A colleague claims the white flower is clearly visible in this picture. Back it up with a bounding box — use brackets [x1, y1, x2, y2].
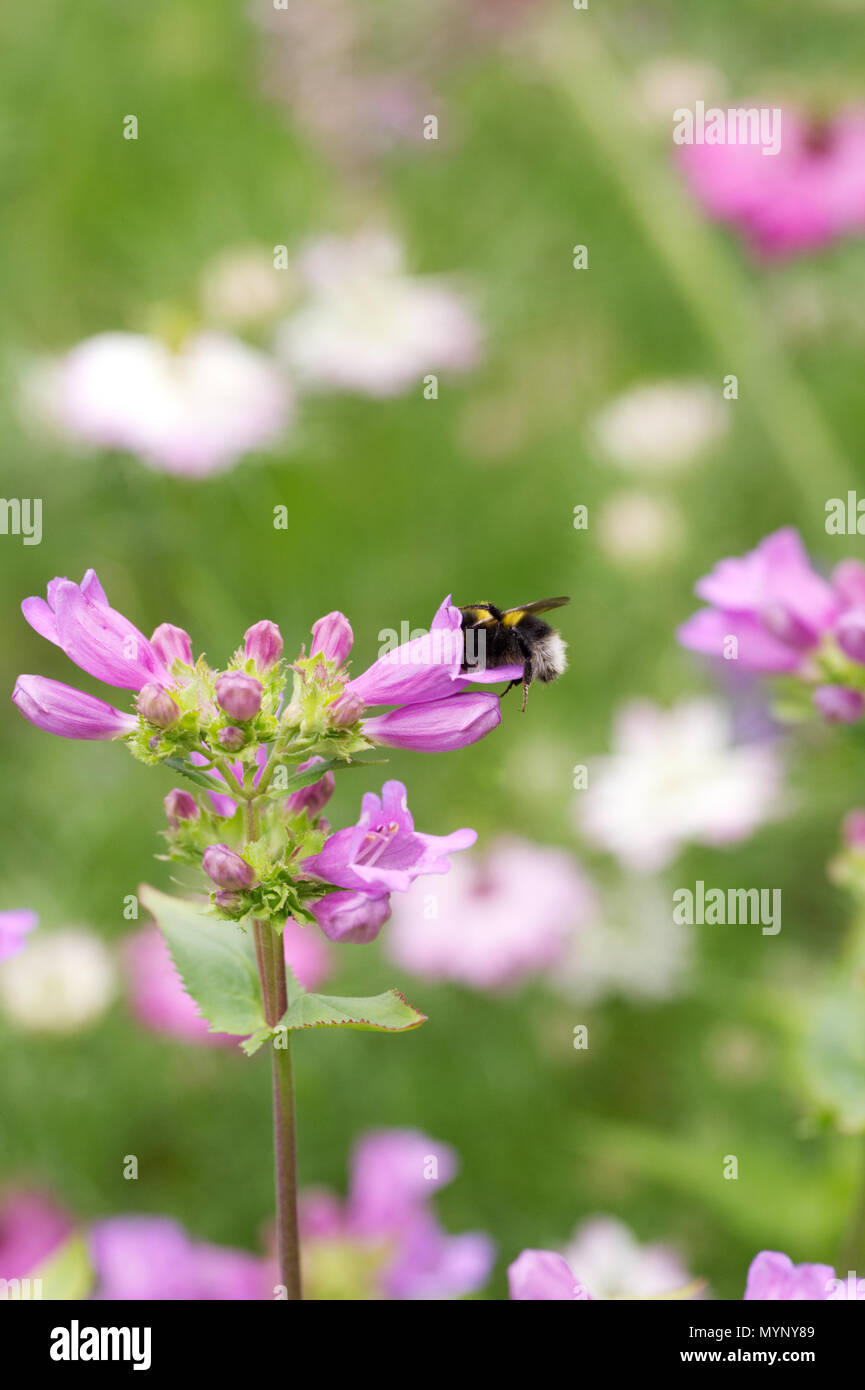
[577, 697, 782, 871]
[0, 928, 116, 1033]
[597, 490, 684, 568]
[275, 231, 480, 396]
[563, 1216, 690, 1299]
[552, 879, 694, 1004]
[592, 380, 728, 473]
[33, 331, 292, 476]
[200, 247, 294, 327]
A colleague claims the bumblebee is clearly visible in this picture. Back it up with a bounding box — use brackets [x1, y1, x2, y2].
[458, 597, 569, 711]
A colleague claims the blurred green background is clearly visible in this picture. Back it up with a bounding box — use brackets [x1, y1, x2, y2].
[2, 0, 865, 1299]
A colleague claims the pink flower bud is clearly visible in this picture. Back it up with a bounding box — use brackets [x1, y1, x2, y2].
[214, 889, 244, 912]
[311, 891, 391, 944]
[310, 611, 353, 666]
[216, 673, 262, 721]
[138, 682, 180, 728]
[836, 611, 865, 666]
[151, 623, 193, 668]
[286, 756, 335, 818]
[813, 684, 864, 724]
[330, 691, 364, 727]
[164, 789, 199, 826]
[202, 844, 256, 890]
[244, 619, 283, 669]
[218, 726, 246, 751]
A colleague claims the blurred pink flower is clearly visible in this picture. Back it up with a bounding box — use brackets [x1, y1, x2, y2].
[563, 1215, 690, 1299]
[300, 1129, 494, 1300]
[38, 331, 291, 476]
[90, 1216, 269, 1300]
[276, 232, 480, 397]
[508, 1248, 590, 1300]
[386, 837, 593, 990]
[0, 1190, 73, 1279]
[124, 921, 331, 1044]
[0, 909, 38, 963]
[678, 107, 865, 259]
[744, 1251, 835, 1300]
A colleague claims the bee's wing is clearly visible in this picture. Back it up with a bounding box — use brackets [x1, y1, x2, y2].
[459, 603, 498, 627]
[502, 596, 570, 618]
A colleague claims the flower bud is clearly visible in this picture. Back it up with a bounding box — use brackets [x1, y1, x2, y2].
[286, 756, 335, 818]
[329, 691, 364, 728]
[138, 682, 180, 728]
[244, 619, 283, 669]
[164, 789, 199, 827]
[216, 673, 262, 721]
[813, 684, 864, 724]
[836, 610, 865, 666]
[218, 725, 246, 751]
[311, 611, 353, 666]
[151, 623, 193, 668]
[202, 844, 256, 891]
[214, 889, 244, 913]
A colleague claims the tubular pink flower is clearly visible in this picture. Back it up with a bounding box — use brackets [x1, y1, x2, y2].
[163, 789, 199, 826]
[303, 779, 476, 897]
[24, 576, 170, 690]
[364, 690, 501, 752]
[744, 1251, 835, 1300]
[678, 528, 840, 672]
[344, 595, 466, 708]
[13, 675, 137, 740]
[202, 844, 256, 891]
[310, 610, 353, 666]
[813, 684, 864, 723]
[137, 682, 180, 728]
[311, 891, 391, 944]
[216, 672, 262, 721]
[21, 568, 108, 645]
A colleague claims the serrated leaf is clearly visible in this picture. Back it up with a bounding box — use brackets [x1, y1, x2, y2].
[139, 884, 265, 1042]
[163, 757, 224, 793]
[273, 988, 427, 1033]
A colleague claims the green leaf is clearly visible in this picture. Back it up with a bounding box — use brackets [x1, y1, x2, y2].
[139, 884, 265, 1043]
[162, 757, 224, 793]
[264, 754, 389, 800]
[273, 988, 427, 1034]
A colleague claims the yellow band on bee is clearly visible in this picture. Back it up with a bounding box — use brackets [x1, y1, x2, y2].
[502, 610, 525, 627]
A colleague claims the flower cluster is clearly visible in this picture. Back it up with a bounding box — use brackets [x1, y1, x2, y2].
[678, 527, 865, 725]
[12, 574, 507, 945]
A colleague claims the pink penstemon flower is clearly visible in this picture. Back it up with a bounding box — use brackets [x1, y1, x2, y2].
[11, 572, 561, 1301]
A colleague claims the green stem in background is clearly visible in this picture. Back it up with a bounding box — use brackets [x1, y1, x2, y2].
[531, 16, 855, 518]
[839, 1135, 865, 1273]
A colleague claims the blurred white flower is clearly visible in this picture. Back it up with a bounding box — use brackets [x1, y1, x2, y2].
[385, 837, 594, 991]
[597, 490, 684, 569]
[592, 380, 728, 473]
[275, 231, 481, 397]
[552, 879, 694, 1004]
[0, 928, 116, 1033]
[562, 1216, 690, 1299]
[200, 247, 294, 328]
[632, 59, 726, 124]
[577, 697, 782, 871]
[30, 331, 292, 476]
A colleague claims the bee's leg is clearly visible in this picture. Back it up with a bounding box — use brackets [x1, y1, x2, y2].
[501, 678, 520, 698]
[520, 658, 533, 713]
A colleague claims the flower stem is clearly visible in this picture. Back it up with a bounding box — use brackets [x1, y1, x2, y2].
[254, 915, 302, 1299]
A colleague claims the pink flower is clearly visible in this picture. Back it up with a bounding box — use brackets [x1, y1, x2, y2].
[364, 690, 502, 752]
[678, 107, 865, 259]
[90, 1216, 269, 1300]
[303, 779, 475, 902]
[22, 571, 170, 690]
[386, 837, 594, 989]
[508, 1250, 590, 1300]
[124, 923, 331, 1045]
[0, 1190, 73, 1279]
[13, 675, 137, 741]
[310, 611, 353, 666]
[43, 331, 292, 477]
[0, 909, 38, 963]
[678, 528, 839, 672]
[744, 1251, 835, 1300]
[310, 891, 392, 944]
[300, 1129, 494, 1300]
